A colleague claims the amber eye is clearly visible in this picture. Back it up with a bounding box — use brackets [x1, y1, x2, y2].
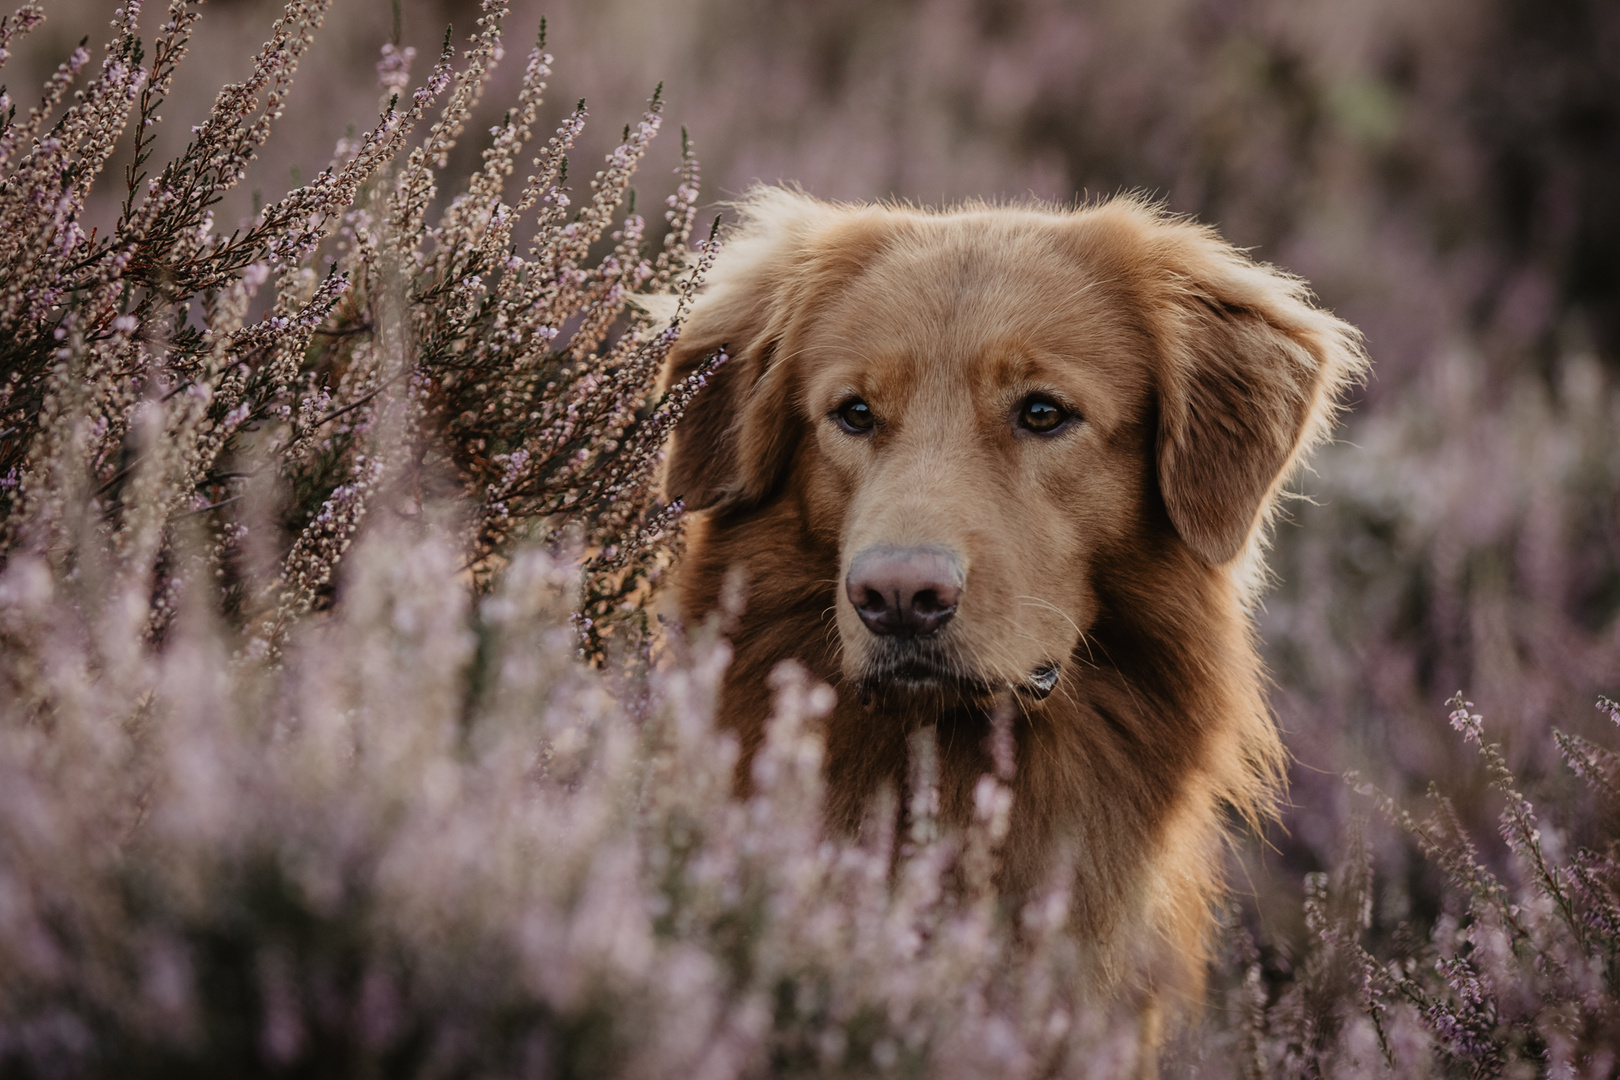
[1016, 395, 1071, 434]
[833, 398, 876, 434]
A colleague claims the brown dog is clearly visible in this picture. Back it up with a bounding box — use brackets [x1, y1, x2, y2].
[660, 187, 1366, 1005]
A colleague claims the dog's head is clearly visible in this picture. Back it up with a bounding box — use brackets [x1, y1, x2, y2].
[664, 188, 1365, 700]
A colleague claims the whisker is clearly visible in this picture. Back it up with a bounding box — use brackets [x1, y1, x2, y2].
[1014, 595, 1084, 639]
[1074, 631, 1100, 669]
[1008, 596, 1098, 684]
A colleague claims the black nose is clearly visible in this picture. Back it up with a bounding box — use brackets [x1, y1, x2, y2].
[845, 547, 963, 639]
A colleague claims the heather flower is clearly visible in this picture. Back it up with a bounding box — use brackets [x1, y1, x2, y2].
[375, 42, 414, 97]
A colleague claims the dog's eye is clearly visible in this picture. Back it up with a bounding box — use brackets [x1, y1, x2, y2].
[1016, 395, 1071, 434]
[833, 398, 876, 434]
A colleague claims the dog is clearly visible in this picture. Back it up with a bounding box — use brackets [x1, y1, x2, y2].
[659, 187, 1366, 1009]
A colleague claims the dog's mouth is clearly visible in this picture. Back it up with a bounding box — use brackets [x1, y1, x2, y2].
[858, 651, 1062, 702]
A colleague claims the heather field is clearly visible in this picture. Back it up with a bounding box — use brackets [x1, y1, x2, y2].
[1, 0, 1617, 1076]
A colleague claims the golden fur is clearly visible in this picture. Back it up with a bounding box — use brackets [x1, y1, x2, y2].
[660, 187, 1367, 1004]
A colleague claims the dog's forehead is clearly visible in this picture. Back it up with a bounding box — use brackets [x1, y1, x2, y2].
[799, 216, 1151, 424]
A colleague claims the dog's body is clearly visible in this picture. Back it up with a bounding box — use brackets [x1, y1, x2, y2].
[661, 188, 1365, 1003]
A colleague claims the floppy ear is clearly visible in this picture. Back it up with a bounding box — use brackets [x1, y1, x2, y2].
[660, 284, 794, 511]
[662, 187, 886, 511]
[1149, 219, 1368, 565]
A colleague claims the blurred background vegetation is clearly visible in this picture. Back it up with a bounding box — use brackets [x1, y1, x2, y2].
[10, 0, 1617, 1004]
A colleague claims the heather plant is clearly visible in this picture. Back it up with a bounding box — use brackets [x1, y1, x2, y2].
[0, 0, 709, 662]
[0, 495, 1167, 1077]
[1186, 696, 1620, 1079]
[1260, 349, 1620, 896]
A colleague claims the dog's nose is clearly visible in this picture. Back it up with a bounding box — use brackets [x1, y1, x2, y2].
[845, 547, 963, 639]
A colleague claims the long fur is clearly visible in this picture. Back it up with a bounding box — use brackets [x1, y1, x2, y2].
[660, 186, 1367, 1006]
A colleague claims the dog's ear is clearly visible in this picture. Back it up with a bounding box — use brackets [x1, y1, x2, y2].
[663, 187, 886, 511]
[660, 282, 792, 512]
[1145, 213, 1368, 565]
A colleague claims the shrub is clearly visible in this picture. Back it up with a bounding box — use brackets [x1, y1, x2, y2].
[0, 513, 1150, 1077]
[0, 0, 711, 663]
[1193, 697, 1620, 1078]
